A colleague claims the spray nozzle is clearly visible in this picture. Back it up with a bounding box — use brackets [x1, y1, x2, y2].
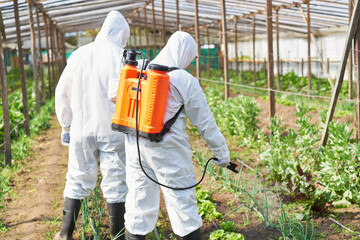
[226, 162, 239, 173]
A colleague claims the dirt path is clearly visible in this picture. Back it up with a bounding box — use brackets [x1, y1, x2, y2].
[0, 116, 68, 240]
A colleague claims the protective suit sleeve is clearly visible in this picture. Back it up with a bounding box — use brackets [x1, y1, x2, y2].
[184, 76, 230, 160]
[107, 49, 123, 103]
[55, 58, 75, 128]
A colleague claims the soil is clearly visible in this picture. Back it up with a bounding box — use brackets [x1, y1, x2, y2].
[1, 97, 359, 240]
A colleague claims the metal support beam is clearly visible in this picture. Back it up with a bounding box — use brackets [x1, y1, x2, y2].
[207, 27, 210, 75]
[138, 11, 141, 50]
[355, 22, 360, 141]
[221, 0, 229, 99]
[321, 0, 360, 146]
[267, 0, 275, 118]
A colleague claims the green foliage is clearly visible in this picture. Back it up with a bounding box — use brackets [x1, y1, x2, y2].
[196, 186, 222, 221]
[220, 221, 236, 232]
[260, 102, 360, 211]
[209, 229, 246, 240]
[205, 88, 261, 144]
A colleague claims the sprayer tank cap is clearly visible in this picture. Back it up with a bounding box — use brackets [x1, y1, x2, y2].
[148, 64, 169, 72]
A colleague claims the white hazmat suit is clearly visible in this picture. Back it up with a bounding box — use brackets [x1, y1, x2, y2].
[55, 11, 130, 203]
[124, 31, 230, 237]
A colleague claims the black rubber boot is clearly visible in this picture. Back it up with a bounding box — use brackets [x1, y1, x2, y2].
[53, 197, 81, 240]
[107, 202, 126, 240]
[125, 231, 146, 240]
[180, 228, 202, 240]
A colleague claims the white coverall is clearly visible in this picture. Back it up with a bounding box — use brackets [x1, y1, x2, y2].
[124, 31, 230, 236]
[55, 11, 129, 203]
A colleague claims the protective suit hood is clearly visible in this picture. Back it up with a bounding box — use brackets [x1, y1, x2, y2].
[95, 10, 130, 48]
[151, 31, 197, 69]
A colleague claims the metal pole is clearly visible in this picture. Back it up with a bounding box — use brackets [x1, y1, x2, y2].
[234, 18, 239, 79]
[221, 0, 229, 99]
[194, 0, 201, 82]
[266, 0, 275, 118]
[13, 0, 30, 136]
[27, 0, 40, 113]
[307, 0, 312, 93]
[276, 9, 281, 90]
[152, 1, 157, 58]
[50, 21, 55, 89]
[301, 57, 304, 77]
[36, 9, 45, 104]
[0, 25, 11, 166]
[321, 0, 360, 146]
[252, 15, 256, 83]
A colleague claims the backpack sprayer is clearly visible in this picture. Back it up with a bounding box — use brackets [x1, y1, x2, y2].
[112, 49, 238, 190]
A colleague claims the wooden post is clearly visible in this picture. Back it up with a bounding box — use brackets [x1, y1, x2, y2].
[36, 9, 45, 104]
[299, 6, 334, 89]
[13, 0, 30, 136]
[355, 15, 360, 141]
[50, 21, 56, 89]
[145, 6, 150, 58]
[276, 9, 281, 90]
[349, 0, 353, 99]
[194, 0, 201, 82]
[266, 0, 275, 118]
[207, 27, 210, 75]
[221, 0, 229, 99]
[152, 1, 157, 57]
[44, 15, 52, 98]
[162, 0, 165, 47]
[27, 0, 40, 113]
[241, 51, 244, 82]
[252, 15, 256, 83]
[176, 0, 180, 31]
[138, 12, 142, 51]
[307, 0, 312, 93]
[234, 18, 239, 79]
[301, 58, 304, 77]
[321, 0, 360, 146]
[0, 25, 11, 166]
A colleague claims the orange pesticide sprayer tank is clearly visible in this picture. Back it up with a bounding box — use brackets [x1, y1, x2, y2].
[112, 49, 170, 142]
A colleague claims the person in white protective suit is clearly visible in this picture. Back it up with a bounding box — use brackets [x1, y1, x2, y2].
[124, 31, 230, 240]
[54, 11, 129, 240]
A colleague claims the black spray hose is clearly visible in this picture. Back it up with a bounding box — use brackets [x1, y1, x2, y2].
[134, 52, 217, 190]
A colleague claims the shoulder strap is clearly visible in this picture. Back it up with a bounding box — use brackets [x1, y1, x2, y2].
[159, 105, 184, 138]
[169, 67, 180, 72]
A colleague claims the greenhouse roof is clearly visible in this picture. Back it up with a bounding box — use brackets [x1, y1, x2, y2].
[0, 0, 351, 44]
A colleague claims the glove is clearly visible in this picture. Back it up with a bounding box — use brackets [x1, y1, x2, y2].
[212, 157, 231, 168]
[61, 126, 70, 146]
